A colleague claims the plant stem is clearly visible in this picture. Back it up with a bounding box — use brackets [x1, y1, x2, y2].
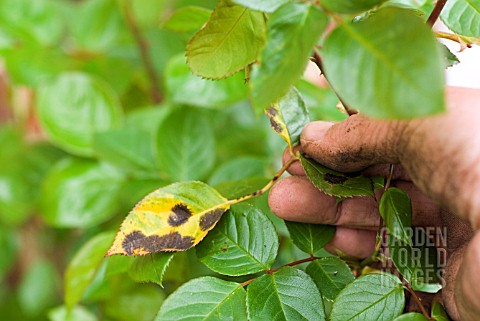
[435, 31, 476, 48]
[384, 164, 394, 192]
[403, 280, 434, 320]
[227, 156, 299, 206]
[427, 0, 448, 27]
[240, 256, 319, 287]
[268, 256, 319, 273]
[124, 4, 163, 104]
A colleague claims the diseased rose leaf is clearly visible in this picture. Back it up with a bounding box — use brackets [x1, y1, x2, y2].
[107, 181, 230, 256]
[300, 154, 379, 197]
[265, 87, 309, 150]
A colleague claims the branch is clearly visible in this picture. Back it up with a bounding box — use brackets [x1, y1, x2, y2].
[269, 256, 319, 274]
[404, 280, 434, 320]
[240, 256, 319, 287]
[427, 0, 448, 27]
[436, 31, 478, 51]
[124, 5, 163, 104]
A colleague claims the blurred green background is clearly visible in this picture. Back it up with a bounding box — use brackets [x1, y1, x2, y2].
[0, 0, 344, 320]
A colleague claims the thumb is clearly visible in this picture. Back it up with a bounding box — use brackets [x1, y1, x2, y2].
[300, 115, 405, 172]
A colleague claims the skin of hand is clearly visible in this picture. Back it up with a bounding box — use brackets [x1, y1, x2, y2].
[268, 87, 480, 320]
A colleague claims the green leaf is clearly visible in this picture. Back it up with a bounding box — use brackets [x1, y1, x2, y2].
[187, 0, 266, 79]
[440, 43, 460, 68]
[41, 158, 124, 228]
[128, 252, 174, 286]
[0, 169, 33, 226]
[48, 305, 97, 321]
[156, 277, 247, 321]
[104, 284, 164, 321]
[296, 79, 348, 122]
[321, 0, 387, 14]
[0, 0, 64, 46]
[18, 259, 58, 316]
[379, 188, 413, 246]
[93, 127, 157, 174]
[285, 222, 335, 255]
[64, 231, 115, 309]
[393, 312, 429, 321]
[208, 156, 270, 185]
[441, 0, 480, 37]
[232, 0, 289, 13]
[323, 7, 445, 118]
[155, 108, 215, 181]
[412, 282, 442, 293]
[37, 72, 123, 156]
[265, 87, 310, 149]
[214, 177, 270, 199]
[165, 55, 249, 108]
[71, 0, 124, 52]
[388, 227, 440, 289]
[247, 266, 326, 321]
[306, 257, 354, 301]
[163, 6, 212, 32]
[330, 273, 405, 321]
[300, 154, 377, 197]
[118, 178, 168, 210]
[107, 181, 230, 255]
[1, 44, 69, 87]
[431, 300, 452, 321]
[124, 106, 172, 135]
[250, 3, 328, 113]
[81, 54, 136, 94]
[127, 0, 169, 28]
[196, 203, 279, 276]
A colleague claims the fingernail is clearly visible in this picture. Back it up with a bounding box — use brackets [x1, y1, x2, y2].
[302, 121, 334, 142]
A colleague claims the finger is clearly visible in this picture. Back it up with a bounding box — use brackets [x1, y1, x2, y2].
[324, 227, 376, 259]
[269, 176, 380, 229]
[269, 176, 443, 230]
[301, 116, 405, 172]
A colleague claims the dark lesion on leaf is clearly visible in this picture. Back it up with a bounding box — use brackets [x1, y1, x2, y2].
[122, 231, 146, 255]
[145, 232, 194, 252]
[324, 173, 348, 185]
[168, 203, 192, 227]
[122, 230, 195, 254]
[199, 208, 226, 231]
[266, 107, 283, 134]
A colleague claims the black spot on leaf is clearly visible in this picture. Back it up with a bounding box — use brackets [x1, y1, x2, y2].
[266, 107, 283, 134]
[267, 106, 278, 116]
[199, 208, 226, 231]
[122, 230, 147, 255]
[168, 203, 192, 227]
[144, 233, 194, 252]
[122, 230, 195, 254]
[269, 118, 283, 134]
[324, 173, 348, 184]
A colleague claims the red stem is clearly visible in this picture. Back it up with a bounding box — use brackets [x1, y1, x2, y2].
[240, 256, 319, 287]
[427, 0, 448, 27]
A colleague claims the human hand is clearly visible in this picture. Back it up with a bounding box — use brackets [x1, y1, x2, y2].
[268, 87, 480, 320]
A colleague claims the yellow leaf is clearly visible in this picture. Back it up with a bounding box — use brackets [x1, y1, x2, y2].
[265, 104, 291, 148]
[107, 181, 230, 256]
